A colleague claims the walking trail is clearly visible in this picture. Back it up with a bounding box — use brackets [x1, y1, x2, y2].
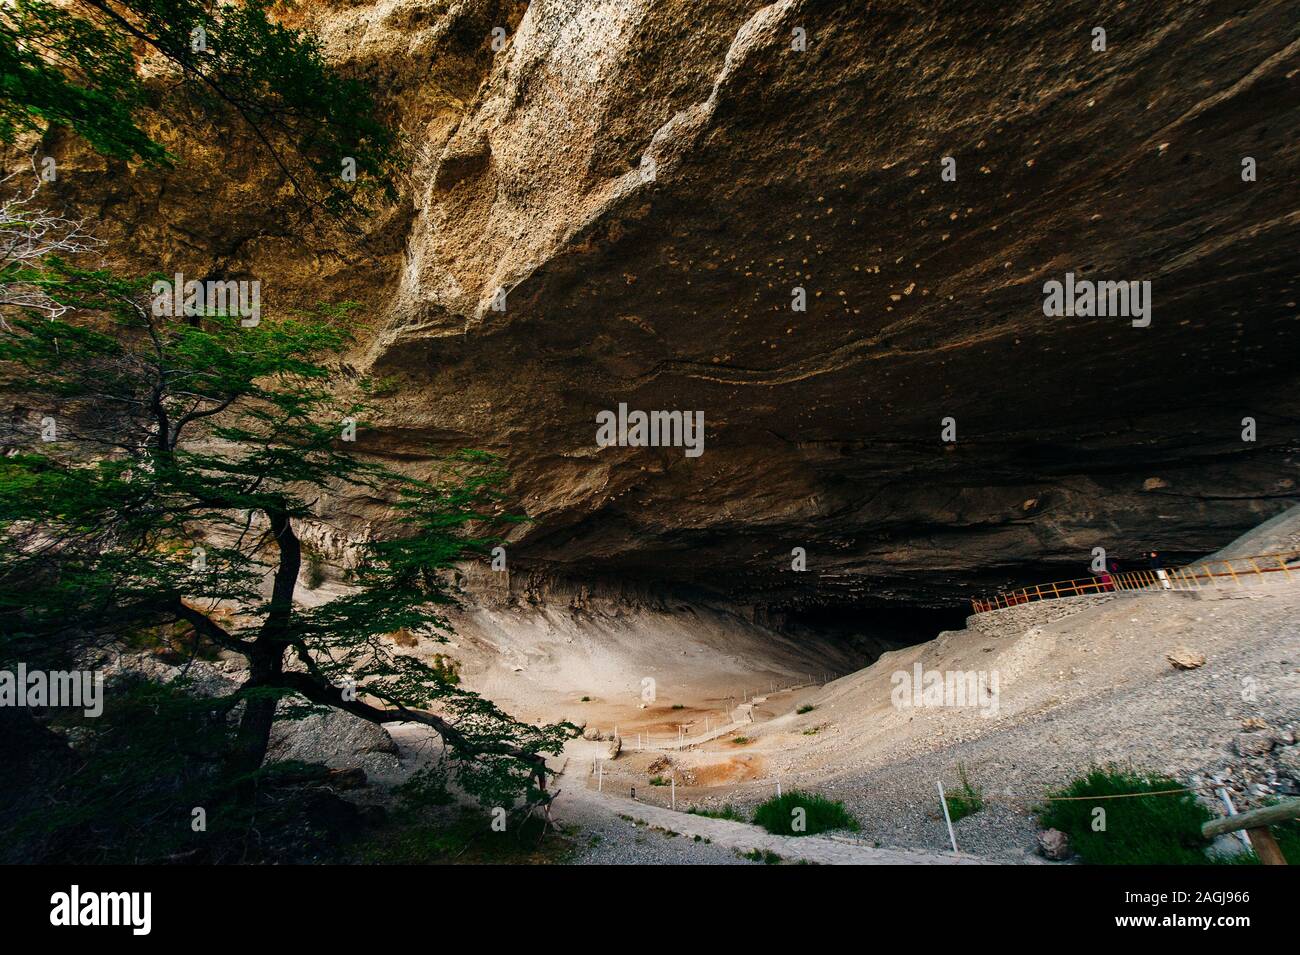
[549, 740, 991, 865]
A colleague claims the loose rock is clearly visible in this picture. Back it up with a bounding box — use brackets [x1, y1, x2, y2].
[1037, 829, 1071, 861]
[1234, 733, 1274, 758]
[1167, 647, 1206, 670]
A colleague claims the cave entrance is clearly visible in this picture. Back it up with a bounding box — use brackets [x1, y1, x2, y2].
[780, 602, 971, 666]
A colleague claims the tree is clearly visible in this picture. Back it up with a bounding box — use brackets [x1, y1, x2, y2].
[0, 0, 559, 859]
[0, 263, 573, 815]
[0, 0, 399, 218]
[0, 163, 101, 322]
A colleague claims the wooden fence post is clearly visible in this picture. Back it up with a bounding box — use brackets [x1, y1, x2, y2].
[1202, 799, 1299, 865]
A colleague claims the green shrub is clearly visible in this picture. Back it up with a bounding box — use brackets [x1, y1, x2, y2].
[796, 704, 815, 715]
[649, 776, 669, 787]
[944, 764, 984, 823]
[352, 808, 562, 864]
[687, 804, 745, 821]
[743, 848, 782, 864]
[752, 791, 859, 836]
[732, 736, 750, 745]
[304, 549, 327, 589]
[1038, 767, 1213, 865]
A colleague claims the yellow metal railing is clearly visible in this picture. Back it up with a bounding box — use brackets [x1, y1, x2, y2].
[970, 550, 1300, 614]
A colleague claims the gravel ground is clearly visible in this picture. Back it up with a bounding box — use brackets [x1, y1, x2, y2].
[559, 802, 760, 864]
[585, 583, 1300, 861]
[346, 525, 1300, 864]
[692, 587, 1299, 858]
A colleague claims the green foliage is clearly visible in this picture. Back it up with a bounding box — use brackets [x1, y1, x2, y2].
[0, 264, 571, 818]
[649, 776, 669, 787]
[686, 804, 744, 821]
[796, 704, 815, 714]
[350, 807, 566, 865]
[743, 848, 782, 864]
[944, 763, 984, 823]
[752, 791, 859, 837]
[304, 548, 326, 589]
[1038, 767, 1214, 865]
[0, 266, 364, 649]
[0, 0, 399, 216]
[1271, 814, 1300, 864]
[731, 736, 750, 744]
[7, 676, 226, 862]
[0, 0, 168, 163]
[3, 675, 367, 863]
[428, 653, 460, 686]
[395, 763, 454, 808]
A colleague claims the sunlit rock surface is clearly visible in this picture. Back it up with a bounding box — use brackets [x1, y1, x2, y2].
[30, 0, 1300, 606]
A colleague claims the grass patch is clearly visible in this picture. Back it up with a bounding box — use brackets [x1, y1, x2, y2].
[1218, 802, 1300, 865]
[752, 791, 859, 837]
[349, 808, 565, 865]
[743, 848, 782, 864]
[686, 804, 745, 821]
[671, 704, 685, 710]
[944, 764, 984, 823]
[304, 549, 327, 589]
[731, 736, 750, 745]
[1271, 813, 1300, 863]
[796, 704, 815, 715]
[1038, 767, 1213, 865]
[649, 776, 670, 787]
[427, 653, 460, 686]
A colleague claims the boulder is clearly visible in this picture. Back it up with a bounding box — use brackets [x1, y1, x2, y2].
[268, 709, 400, 778]
[1036, 828, 1071, 861]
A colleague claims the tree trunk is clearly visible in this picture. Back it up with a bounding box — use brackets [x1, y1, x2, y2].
[230, 507, 300, 783]
[230, 643, 283, 781]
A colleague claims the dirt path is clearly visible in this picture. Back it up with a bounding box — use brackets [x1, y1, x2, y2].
[551, 741, 991, 864]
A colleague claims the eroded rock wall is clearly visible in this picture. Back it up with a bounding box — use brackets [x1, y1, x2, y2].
[364, 0, 1300, 605]
[22, 0, 1300, 607]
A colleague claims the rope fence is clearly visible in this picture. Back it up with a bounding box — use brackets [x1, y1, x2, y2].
[594, 767, 1209, 810]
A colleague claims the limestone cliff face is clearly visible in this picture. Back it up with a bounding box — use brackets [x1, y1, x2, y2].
[28, 0, 1300, 606]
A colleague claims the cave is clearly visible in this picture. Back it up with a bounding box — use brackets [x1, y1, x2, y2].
[777, 600, 974, 657]
[3, 0, 1297, 881]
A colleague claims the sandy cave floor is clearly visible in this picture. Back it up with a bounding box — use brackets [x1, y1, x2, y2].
[375, 578, 1297, 863]
[366, 514, 1300, 863]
